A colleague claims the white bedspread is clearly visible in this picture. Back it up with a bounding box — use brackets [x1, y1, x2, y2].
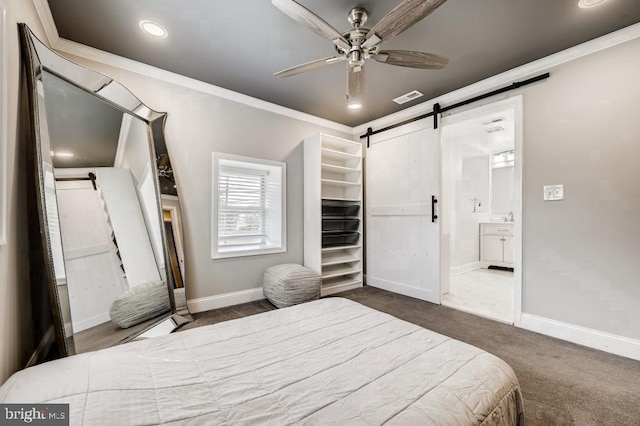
[0, 298, 523, 425]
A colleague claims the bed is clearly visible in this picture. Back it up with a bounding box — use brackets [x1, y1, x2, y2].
[0, 298, 524, 425]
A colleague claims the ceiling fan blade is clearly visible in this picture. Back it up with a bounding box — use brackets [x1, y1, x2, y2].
[347, 66, 364, 99]
[272, 0, 350, 50]
[366, 0, 448, 43]
[274, 56, 345, 78]
[373, 50, 449, 69]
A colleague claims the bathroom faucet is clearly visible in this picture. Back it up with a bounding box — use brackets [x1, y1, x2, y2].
[506, 212, 514, 222]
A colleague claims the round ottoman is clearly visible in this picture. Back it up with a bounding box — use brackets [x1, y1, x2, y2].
[263, 264, 321, 308]
[109, 280, 171, 328]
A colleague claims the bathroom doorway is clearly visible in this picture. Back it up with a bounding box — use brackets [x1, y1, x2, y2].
[439, 97, 522, 324]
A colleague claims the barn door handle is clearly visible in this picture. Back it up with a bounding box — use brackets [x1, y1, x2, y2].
[432, 196, 438, 223]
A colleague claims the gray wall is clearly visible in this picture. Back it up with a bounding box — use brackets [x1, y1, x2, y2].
[520, 37, 640, 340]
[66, 35, 640, 342]
[0, 1, 48, 384]
[61, 54, 352, 301]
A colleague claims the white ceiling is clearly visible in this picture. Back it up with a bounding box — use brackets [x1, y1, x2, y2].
[442, 108, 515, 158]
[46, 0, 640, 126]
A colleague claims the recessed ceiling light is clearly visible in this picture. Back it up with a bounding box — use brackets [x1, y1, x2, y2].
[51, 151, 74, 158]
[139, 20, 168, 38]
[578, 0, 608, 8]
[347, 102, 362, 110]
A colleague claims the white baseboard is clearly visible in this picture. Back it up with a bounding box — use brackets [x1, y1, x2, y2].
[518, 313, 640, 361]
[367, 277, 438, 303]
[73, 312, 111, 333]
[450, 262, 482, 276]
[187, 287, 265, 313]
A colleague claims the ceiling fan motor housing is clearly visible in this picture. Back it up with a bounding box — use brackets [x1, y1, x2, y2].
[347, 7, 368, 28]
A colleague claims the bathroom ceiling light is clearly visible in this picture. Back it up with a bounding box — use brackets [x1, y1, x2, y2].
[347, 102, 362, 110]
[139, 20, 168, 38]
[578, 0, 608, 8]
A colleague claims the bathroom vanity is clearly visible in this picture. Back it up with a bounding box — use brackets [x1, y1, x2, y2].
[480, 223, 514, 268]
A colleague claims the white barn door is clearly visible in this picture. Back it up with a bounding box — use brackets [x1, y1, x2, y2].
[56, 181, 129, 332]
[366, 125, 441, 303]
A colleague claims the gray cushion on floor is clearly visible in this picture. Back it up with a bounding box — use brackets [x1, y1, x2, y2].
[263, 264, 321, 308]
[109, 280, 171, 329]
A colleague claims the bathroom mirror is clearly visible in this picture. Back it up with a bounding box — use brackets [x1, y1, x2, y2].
[20, 24, 189, 357]
[490, 150, 515, 215]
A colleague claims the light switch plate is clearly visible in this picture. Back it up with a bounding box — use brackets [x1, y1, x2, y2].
[544, 184, 564, 201]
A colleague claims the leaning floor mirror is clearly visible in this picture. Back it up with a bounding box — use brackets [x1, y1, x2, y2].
[20, 24, 190, 357]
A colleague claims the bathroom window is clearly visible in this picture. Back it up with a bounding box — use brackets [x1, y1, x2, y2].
[212, 153, 286, 259]
[492, 150, 514, 169]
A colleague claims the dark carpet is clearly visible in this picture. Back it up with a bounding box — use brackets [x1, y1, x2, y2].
[180, 286, 640, 426]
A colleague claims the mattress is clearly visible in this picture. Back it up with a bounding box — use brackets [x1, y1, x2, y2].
[0, 298, 523, 425]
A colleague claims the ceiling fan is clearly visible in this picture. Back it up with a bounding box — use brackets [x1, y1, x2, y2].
[272, 0, 450, 100]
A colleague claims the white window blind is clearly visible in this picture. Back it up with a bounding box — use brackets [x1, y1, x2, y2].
[212, 152, 286, 259]
[218, 166, 267, 247]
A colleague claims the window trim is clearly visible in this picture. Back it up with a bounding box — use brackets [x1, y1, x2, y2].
[211, 152, 286, 259]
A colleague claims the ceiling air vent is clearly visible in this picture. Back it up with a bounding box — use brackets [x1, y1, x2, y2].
[483, 118, 505, 125]
[393, 90, 424, 105]
[484, 117, 505, 133]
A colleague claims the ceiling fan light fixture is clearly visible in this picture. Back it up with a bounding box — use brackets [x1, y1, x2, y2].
[139, 20, 168, 38]
[578, 0, 608, 8]
[347, 102, 362, 110]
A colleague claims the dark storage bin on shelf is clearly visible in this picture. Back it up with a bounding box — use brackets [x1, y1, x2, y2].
[322, 232, 359, 248]
[321, 202, 360, 218]
[322, 218, 360, 232]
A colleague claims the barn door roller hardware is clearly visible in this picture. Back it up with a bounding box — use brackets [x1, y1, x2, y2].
[362, 72, 550, 147]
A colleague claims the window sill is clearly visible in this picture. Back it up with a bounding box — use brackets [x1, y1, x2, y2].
[211, 245, 286, 260]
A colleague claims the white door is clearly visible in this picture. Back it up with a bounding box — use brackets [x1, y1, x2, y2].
[366, 126, 441, 303]
[56, 181, 128, 332]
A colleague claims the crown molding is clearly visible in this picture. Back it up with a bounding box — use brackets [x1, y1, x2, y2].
[29, 0, 352, 134]
[30, 0, 640, 138]
[55, 38, 353, 134]
[31, 0, 58, 46]
[352, 22, 640, 135]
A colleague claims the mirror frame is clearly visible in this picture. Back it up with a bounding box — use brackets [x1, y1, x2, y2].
[19, 23, 186, 357]
[0, 1, 6, 246]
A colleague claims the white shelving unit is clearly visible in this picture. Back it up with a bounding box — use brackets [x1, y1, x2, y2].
[304, 133, 363, 296]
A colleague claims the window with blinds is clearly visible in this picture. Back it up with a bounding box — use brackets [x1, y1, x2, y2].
[218, 166, 267, 247]
[212, 153, 286, 259]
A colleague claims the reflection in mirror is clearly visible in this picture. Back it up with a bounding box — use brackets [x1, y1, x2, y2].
[20, 24, 190, 357]
[490, 150, 515, 215]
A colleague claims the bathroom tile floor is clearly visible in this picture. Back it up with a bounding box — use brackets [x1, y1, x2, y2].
[442, 268, 514, 323]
